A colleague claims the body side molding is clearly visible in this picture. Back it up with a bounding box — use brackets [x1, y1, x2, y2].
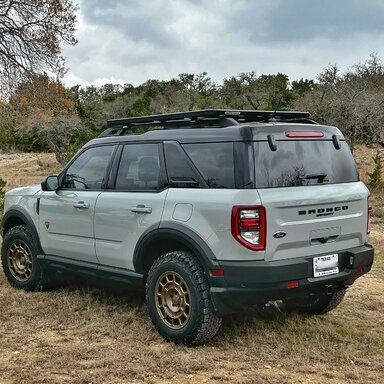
[40, 254, 144, 289]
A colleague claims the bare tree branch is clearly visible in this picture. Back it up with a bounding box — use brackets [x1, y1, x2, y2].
[0, 0, 78, 98]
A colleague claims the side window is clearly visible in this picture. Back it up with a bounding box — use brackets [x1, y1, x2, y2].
[115, 143, 161, 190]
[182, 143, 235, 188]
[62, 146, 114, 190]
[164, 142, 204, 188]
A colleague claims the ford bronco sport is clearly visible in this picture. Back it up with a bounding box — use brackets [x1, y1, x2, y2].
[1, 109, 374, 345]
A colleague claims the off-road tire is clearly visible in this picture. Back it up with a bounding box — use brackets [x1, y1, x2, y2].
[283, 289, 347, 315]
[1, 225, 50, 291]
[146, 251, 222, 345]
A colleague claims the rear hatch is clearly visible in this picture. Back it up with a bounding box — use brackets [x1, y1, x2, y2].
[253, 125, 369, 262]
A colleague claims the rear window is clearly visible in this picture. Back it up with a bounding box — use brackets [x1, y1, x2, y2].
[254, 140, 359, 188]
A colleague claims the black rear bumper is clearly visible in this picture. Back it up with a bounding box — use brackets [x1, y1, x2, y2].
[209, 244, 374, 316]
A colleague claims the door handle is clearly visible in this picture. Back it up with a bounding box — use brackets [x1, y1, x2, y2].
[131, 205, 152, 214]
[73, 201, 90, 209]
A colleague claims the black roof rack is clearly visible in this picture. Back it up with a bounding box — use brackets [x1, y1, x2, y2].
[99, 109, 313, 137]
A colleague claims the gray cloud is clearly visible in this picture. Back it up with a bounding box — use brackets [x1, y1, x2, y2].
[229, 0, 384, 43]
[63, 0, 384, 87]
[80, 0, 181, 48]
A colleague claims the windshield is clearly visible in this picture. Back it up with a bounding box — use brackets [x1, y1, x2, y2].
[254, 140, 359, 188]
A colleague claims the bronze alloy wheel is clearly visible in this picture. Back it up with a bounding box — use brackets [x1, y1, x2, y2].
[7, 239, 33, 282]
[155, 271, 191, 329]
[147, 251, 222, 345]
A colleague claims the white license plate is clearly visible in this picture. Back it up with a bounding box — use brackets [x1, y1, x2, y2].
[313, 254, 339, 277]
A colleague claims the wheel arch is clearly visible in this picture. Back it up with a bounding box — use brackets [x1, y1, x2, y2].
[133, 222, 219, 277]
[1, 208, 42, 252]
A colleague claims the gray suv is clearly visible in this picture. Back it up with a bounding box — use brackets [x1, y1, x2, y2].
[1, 109, 374, 345]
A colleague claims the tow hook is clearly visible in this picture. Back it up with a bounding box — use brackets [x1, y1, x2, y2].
[325, 285, 334, 295]
[326, 285, 346, 295]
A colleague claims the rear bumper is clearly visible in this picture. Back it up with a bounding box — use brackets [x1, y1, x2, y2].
[210, 244, 374, 315]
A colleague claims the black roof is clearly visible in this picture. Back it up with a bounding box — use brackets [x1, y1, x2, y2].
[100, 109, 314, 137]
[83, 109, 343, 148]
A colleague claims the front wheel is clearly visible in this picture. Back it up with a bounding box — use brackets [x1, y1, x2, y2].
[146, 251, 222, 345]
[283, 289, 347, 315]
[1, 225, 50, 291]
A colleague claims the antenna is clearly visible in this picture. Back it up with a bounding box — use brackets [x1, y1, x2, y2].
[274, 96, 284, 114]
[246, 95, 259, 110]
[267, 96, 284, 122]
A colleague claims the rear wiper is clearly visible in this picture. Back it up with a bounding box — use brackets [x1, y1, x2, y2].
[301, 173, 328, 183]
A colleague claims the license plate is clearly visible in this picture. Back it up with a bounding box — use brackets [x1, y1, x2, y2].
[313, 254, 339, 277]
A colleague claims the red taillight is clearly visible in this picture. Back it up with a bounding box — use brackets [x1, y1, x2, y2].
[285, 131, 324, 138]
[367, 198, 372, 234]
[231, 206, 266, 251]
[240, 218, 260, 228]
[287, 281, 299, 288]
[211, 268, 225, 277]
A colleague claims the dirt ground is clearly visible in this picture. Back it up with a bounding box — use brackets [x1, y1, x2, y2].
[0, 148, 383, 384]
[0, 152, 61, 191]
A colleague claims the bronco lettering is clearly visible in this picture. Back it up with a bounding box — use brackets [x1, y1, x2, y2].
[299, 205, 348, 216]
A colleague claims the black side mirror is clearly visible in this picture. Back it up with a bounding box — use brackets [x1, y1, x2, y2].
[41, 176, 59, 191]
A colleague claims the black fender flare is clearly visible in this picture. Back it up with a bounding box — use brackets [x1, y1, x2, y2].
[1, 207, 43, 253]
[133, 221, 219, 274]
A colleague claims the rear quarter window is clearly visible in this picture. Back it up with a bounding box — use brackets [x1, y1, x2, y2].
[182, 142, 235, 188]
[254, 140, 359, 188]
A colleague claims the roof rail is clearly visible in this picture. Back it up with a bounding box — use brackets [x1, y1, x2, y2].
[99, 109, 312, 137]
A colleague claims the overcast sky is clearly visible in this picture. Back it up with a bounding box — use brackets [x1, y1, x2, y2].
[62, 0, 384, 87]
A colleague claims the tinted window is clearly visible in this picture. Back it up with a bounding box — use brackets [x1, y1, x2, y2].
[115, 144, 161, 190]
[164, 142, 203, 188]
[62, 146, 114, 189]
[234, 142, 254, 188]
[254, 140, 359, 188]
[182, 143, 235, 188]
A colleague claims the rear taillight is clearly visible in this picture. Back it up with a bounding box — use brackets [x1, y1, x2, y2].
[367, 198, 372, 234]
[231, 206, 266, 250]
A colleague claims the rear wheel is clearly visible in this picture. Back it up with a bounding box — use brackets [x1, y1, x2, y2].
[146, 251, 222, 345]
[1, 225, 50, 291]
[283, 289, 347, 315]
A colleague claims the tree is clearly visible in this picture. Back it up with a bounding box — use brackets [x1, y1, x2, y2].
[317, 64, 340, 85]
[291, 78, 314, 97]
[228, 72, 293, 110]
[9, 74, 85, 165]
[0, 0, 78, 96]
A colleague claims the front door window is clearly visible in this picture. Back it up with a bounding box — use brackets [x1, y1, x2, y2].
[62, 146, 114, 190]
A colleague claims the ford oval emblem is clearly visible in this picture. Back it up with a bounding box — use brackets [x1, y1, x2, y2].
[273, 231, 287, 239]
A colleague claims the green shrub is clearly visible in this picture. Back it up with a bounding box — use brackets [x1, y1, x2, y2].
[0, 176, 6, 216]
[367, 151, 384, 188]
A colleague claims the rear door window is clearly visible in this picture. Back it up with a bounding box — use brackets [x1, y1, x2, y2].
[254, 140, 359, 188]
[115, 143, 162, 190]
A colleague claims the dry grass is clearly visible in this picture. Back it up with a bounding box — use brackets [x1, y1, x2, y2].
[0, 149, 383, 384]
[0, 248, 383, 384]
[0, 152, 61, 191]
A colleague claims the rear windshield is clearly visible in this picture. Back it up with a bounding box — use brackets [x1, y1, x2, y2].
[254, 140, 359, 188]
